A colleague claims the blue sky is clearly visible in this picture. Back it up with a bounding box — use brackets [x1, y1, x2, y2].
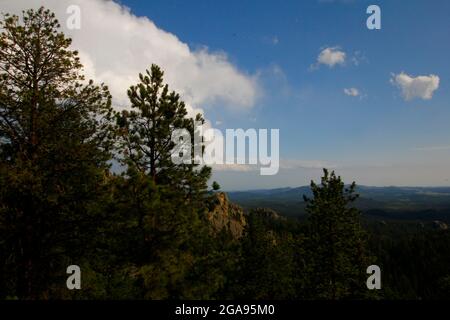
[4, 0, 450, 190]
[114, 0, 450, 189]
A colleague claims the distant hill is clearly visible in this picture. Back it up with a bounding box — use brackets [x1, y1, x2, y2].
[228, 186, 450, 222]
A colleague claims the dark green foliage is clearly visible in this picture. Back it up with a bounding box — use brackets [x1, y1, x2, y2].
[0, 7, 113, 299]
[115, 64, 210, 189]
[368, 225, 450, 299]
[111, 63, 222, 299]
[212, 181, 221, 191]
[303, 169, 372, 299]
[235, 210, 297, 299]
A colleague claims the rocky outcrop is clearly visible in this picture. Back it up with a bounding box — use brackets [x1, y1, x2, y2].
[206, 192, 246, 239]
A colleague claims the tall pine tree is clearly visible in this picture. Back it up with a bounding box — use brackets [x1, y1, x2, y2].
[0, 7, 113, 299]
[114, 65, 220, 299]
[303, 169, 371, 299]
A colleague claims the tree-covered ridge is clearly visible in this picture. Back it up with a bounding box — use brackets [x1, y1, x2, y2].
[0, 7, 449, 300]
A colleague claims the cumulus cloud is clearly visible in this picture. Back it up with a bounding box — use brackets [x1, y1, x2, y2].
[343, 87, 360, 97]
[313, 46, 346, 69]
[1, 0, 259, 115]
[391, 72, 440, 101]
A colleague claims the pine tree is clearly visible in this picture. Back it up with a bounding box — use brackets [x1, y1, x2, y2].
[303, 169, 371, 299]
[212, 181, 221, 191]
[0, 7, 113, 299]
[116, 64, 208, 184]
[114, 65, 221, 299]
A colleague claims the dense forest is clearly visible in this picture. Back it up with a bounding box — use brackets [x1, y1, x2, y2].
[0, 8, 449, 300]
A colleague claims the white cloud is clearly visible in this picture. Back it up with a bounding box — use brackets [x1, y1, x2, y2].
[391, 72, 440, 101]
[314, 46, 346, 68]
[343, 87, 360, 97]
[1, 0, 259, 115]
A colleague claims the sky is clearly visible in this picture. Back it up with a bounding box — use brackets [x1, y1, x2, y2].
[1, 0, 450, 190]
